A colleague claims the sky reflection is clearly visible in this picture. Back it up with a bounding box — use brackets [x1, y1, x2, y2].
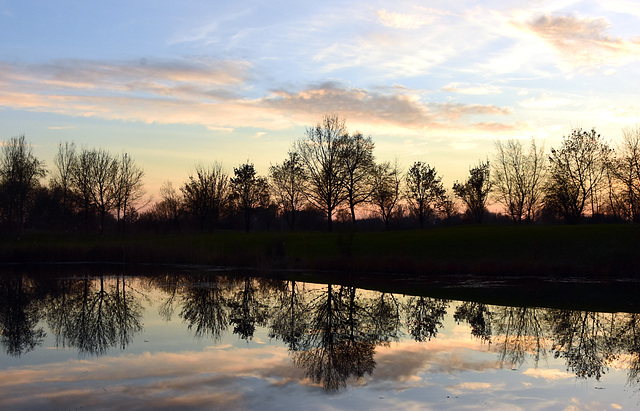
[0, 273, 638, 410]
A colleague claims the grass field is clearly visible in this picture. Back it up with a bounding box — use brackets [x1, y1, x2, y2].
[2, 224, 639, 278]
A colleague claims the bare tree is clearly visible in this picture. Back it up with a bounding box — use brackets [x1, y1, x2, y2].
[113, 153, 145, 232]
[88, 149, 119, 232]
[342, 132, 375, 227]
[0, 135, 46, 231]
[51, 141, 76, 218]
[70, 147, 96, 230]
[181, 163, 229, 230]
[156, 181, 181, 223]
[371, 160, 401, 230]
[230, 162, 270, 232]
[453, 161, 491, 223]
[492, 138, 546, 223]
[544, 128, 612, 223]
[269, 151, 307, 230]
[405, 162, 446, 228]
[612, 126, 640, 222]
[294, 114, 349, 231]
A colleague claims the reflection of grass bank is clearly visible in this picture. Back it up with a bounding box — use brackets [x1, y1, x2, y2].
[2, 224, 640, 277]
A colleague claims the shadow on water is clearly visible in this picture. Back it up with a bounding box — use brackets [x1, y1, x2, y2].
[2, 263, 640, 393]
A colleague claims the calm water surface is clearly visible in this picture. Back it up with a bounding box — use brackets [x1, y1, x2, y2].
[1, 267, 638, 410]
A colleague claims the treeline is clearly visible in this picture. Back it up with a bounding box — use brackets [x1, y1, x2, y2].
[2, 114, 640, 233]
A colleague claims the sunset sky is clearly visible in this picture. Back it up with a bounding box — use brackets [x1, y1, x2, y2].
[1, 1, 640, 196]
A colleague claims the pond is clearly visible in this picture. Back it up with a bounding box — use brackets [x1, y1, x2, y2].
[1, 265, 639, 410]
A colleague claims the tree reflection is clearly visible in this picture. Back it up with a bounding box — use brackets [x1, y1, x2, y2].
[268, 280, 308, 350]
[454, 302, 492, 342]
[8, 270, 640, 395]
[548, 309, 617, 380]
[370, 292, 401, 345]
[405, 296, 449, 342]
[46, 275, 143, 356]
[292, 285, 377, 391]
[178, 275, 230, 341]
[0, 273, 45, 356]
[614, 314, 640, 391]
[229, 276, 268, 340]
[491, 306, 547, 369]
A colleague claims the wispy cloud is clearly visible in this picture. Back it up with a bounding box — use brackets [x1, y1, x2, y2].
[523, 13, 640, 70]
[376, 8, 447, 30]
[443, 83, 503, 96]
[0, 62, 516, 137]
[522, 368, 572, 381]
[518, 93, 576, 109]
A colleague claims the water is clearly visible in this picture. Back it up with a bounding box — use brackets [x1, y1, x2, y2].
[1, 266, 638, 410]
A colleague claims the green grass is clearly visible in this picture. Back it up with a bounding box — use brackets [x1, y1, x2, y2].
[2, 224, 640, 278]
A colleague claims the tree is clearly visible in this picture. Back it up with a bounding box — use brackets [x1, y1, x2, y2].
[230, 162, 270, 232]
[342, 132, 375, 227]
[269, 151, 307, 230]
[612, 127, 640, 222]
[405, 162, 446, 228]
[453, 160, 491, 223]
[87, 149, 118, 232]
[371, 160, 401, 230]
[544, 128, 612, 223]
[51, 141, 76, 222]
[492, 138, 546, 223]
[0, 135, 46, 231]
[181, 163, 229, 230]
[71, 148, 97, 230]
[113, 153, 145, 232]
[152, 180, 181, 226]
[294, 114, 349, 231]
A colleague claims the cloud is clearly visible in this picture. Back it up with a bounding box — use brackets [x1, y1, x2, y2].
[522, 368, 572, 381]
[443, 83, 502, 96]
[518, 93, 575, 109]
[524, 13, 640, 70]
[47, 125, 77, 130]
[264, 82, 513, 133]
[376, 9, 441, 30]
[0, 63, 516, 137]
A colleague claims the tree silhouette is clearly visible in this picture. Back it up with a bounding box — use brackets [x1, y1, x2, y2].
[269, 151, 308, 231]
[230, 162, 270, 232]
[545, 128, 613, 223]
[453, 160, 491, 223]
[181, 163, 229, 230]
[405, 161, 446, 228]
[371, 160, 401, 230]
[342, 132, 375, 227]
[492, 138, 546, 223]
[294, 114, 349, 231]
[0, 135, 46, 232]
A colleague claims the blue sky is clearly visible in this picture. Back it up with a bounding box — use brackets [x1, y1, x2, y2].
[2, 0, 640, 194]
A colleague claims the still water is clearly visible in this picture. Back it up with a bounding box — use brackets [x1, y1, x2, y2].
[1, 266, 639, 410]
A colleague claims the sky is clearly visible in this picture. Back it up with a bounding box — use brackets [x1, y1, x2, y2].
[1, 1, 640, 197]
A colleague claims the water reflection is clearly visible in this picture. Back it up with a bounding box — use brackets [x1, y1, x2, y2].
[0, 273, 45, 356]
[2, 269, 640, 396]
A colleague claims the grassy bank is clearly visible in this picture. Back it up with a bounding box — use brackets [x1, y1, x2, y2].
[2, 224, 639, 278]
